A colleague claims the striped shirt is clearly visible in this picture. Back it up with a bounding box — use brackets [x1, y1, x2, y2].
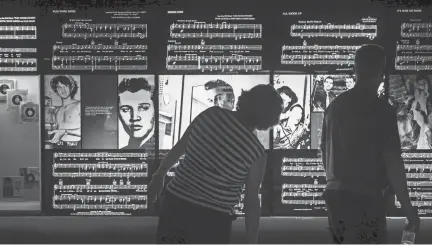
[166, 106, 266, 215]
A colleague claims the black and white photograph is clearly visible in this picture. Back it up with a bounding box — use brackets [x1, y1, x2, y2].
[311, 74, 355, 112]
[273, 74, 311, 149]
[178, 74, 271, 149]
[158, 75, 183, 150]
[44, 75, 81, 149]
[310, 74, 353, 149]
[0, 76, 40, 210]
[118, 75, 156, 150]
[389, 75, 432, 150]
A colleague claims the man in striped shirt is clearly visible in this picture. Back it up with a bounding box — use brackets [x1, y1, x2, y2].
[149, 84, 283, 244]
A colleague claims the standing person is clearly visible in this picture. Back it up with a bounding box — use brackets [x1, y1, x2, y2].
[149, 84, 283, 244]
[320, 44, 420, 243]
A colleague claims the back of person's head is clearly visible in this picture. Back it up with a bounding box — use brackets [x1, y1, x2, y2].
[354, 44, 386, 83]
[236, 84, 283, 130]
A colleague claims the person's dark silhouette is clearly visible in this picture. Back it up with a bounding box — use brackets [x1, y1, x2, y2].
[148, 84, 283, 244]
[320, 44, 421, 243]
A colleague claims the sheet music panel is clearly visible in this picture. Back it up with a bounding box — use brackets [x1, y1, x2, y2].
[46, 151, 155, 216]
[271, 2, 386, 73]
[271, 150, 326, 216]
[164, 8, 264, 73]
[43, 9, 150, 72]
[386, 8, 432, 72]
[0, 12, 38, 72]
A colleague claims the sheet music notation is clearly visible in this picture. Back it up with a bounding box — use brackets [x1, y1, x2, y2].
[396, 23, 432, 71]
[167, 14, 263, 72]
[52, 152, 150, 215]
[281, 199, 325, 205]
[290, 24, 377, 40]
[396, 153, 432, 215]
[401, 23, 432, 38]
[62, 23, 147, 39]
[0, 56, 37, 71]
[0, 16, 37, 40]
[52, 55, 147, 71]
[166, 53, 261, 72]
[170, 22, 262, 39]
[281, 45, 359, 66]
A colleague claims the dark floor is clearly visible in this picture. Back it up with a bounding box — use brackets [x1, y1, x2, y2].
[0, 217, 430, 244]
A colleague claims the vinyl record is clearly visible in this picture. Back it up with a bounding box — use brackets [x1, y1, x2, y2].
[12, 94, 23, 105]
[25, 107, 36, 118]
[0, 84, 9, 95]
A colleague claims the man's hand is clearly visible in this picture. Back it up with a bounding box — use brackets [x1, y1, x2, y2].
[148, 172, 165, 204]
[405, 207, 421, 234]
[48, 129, 66, 143]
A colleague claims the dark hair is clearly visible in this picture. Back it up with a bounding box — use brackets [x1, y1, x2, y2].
[276, 86, 298, 112]
[324, 76, 334, 82]
[118, 77, 156, 103]
[416, 74, 431, 86]
[50, 75, 79, 99]
[354, 44, 386, 81]
[204, 79, 234, 94]
[236, 84, 283, 130]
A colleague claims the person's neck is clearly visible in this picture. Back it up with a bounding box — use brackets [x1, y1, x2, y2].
[61, 97, 75, 106]
[234, 111, 256, 132]
[354, 79, 379, 96]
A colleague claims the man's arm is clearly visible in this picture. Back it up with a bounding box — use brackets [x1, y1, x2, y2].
[153, 123, 193, 177]
[244, 154, 267, 244]
[320, 112, 327, 170]
[380, 106, 419, 225]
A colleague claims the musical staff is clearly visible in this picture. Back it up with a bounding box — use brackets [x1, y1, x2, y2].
[281, 45, 359, 67]
[395, 22, 432, 71]
[401, 23, 432, 38]
[62, 23, 147, 39]
[282, 184, 325, 189]
[54, 152, 148, 158]
[52, 152, 150, 215]
[290, 24, 377, 39]
[0, 57, 37, 71]
[166, 13, 264, 72]
[281, 199, 325, 205]
[0, 25, 37, 39]
[170, 22, 262, 39]
[53, 204, 147, 210]
[54, 194, 146, 201]
[281, 172, 325, 177]
[52, 55, 147, 71]
[54, 184, 147, 191]
[53, 44, 148, 51]
[282, 165, 324, 171]
[166, 54, 261, 72]
[53, 172, 146, 178]
[282, 192, 322, 197]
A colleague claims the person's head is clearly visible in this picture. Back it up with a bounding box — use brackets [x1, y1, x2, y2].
[354, 44, 386, 89]
[118, 77, 156, 140]
[415, 74, 430, 93]
[287, 104, 304, 128]
[50, 75, 78, 100]
[204, 79, 235, 110]
[323, 77, 334, 92]
[276, 86, 298, 113]
[345, 76, 355, 90]
[235, 84, 283, 131]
